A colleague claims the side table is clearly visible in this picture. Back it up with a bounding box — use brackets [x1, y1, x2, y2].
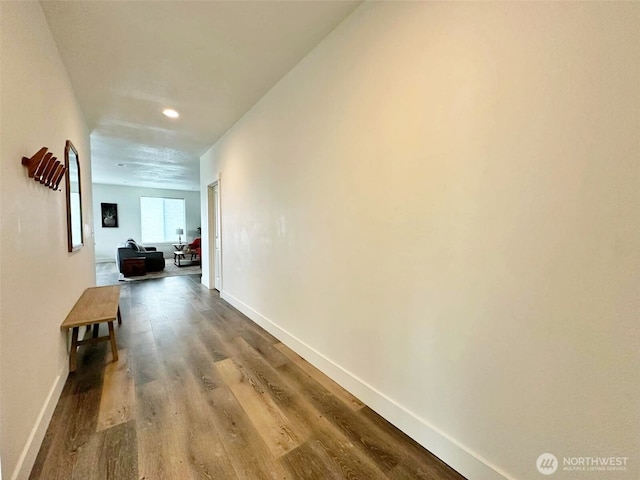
[174, 251, 186, 266]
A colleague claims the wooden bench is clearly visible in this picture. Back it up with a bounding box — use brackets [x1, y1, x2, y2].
[60, 286, 122, 372]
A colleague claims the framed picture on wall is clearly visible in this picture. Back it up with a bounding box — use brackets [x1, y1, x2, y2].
[101, 202, 118, 228]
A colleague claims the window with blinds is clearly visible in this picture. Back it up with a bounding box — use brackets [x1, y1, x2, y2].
[140, 196, 186, 243]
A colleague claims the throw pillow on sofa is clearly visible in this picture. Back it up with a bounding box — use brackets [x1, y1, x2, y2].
[126, 239, 146, 251]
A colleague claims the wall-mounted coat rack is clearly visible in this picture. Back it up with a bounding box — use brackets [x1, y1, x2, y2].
[21, 147, 66, 191]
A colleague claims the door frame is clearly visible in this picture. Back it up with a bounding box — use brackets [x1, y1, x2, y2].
[207, 180, 222, 291]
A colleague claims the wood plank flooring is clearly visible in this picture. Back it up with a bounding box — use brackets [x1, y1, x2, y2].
[30, 269, 466, 480]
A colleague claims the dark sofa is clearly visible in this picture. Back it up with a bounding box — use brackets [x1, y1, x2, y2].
[115, 239, 165, 273]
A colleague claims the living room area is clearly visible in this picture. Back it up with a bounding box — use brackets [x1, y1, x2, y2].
[93, 182, 202, 285]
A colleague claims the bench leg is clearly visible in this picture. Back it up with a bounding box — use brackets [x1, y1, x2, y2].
[108, 321, 119, 363]
[70, 327, 79, 373]
[92, 324, 100, 338]
[117, 305, 122, 325]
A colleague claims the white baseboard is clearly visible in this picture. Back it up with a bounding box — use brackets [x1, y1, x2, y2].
[11, 367, 67, 480]
[221, 290, 514, 480]
[95, 257, 114, 264]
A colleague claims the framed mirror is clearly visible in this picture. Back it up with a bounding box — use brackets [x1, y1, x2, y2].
[65, 140, 84, 252]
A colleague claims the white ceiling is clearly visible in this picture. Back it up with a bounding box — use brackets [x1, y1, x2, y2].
[41, 1, 360, 191]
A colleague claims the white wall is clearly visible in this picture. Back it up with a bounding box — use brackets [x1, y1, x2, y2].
[200, 2, 639, 479]
[92, 183, 200, 262]
[0, 3, 95, 479]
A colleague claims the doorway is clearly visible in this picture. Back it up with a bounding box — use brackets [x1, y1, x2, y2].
[207, 181, 222, 291]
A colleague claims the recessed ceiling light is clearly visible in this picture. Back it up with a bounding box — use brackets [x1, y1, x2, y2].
[116, 163, 126, 167]
[163, 108, 179, 118]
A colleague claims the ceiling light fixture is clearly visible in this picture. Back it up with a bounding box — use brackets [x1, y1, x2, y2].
[116, 163, 126, 167]
[162, 108, 179, 118]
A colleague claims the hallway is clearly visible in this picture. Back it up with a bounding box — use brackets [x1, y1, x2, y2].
[29, 275, 464, 479]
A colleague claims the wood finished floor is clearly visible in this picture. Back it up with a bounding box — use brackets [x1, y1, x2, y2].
[30, 270, 466, 480]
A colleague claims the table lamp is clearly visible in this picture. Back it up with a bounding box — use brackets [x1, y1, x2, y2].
[176, 228, 184, 244]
